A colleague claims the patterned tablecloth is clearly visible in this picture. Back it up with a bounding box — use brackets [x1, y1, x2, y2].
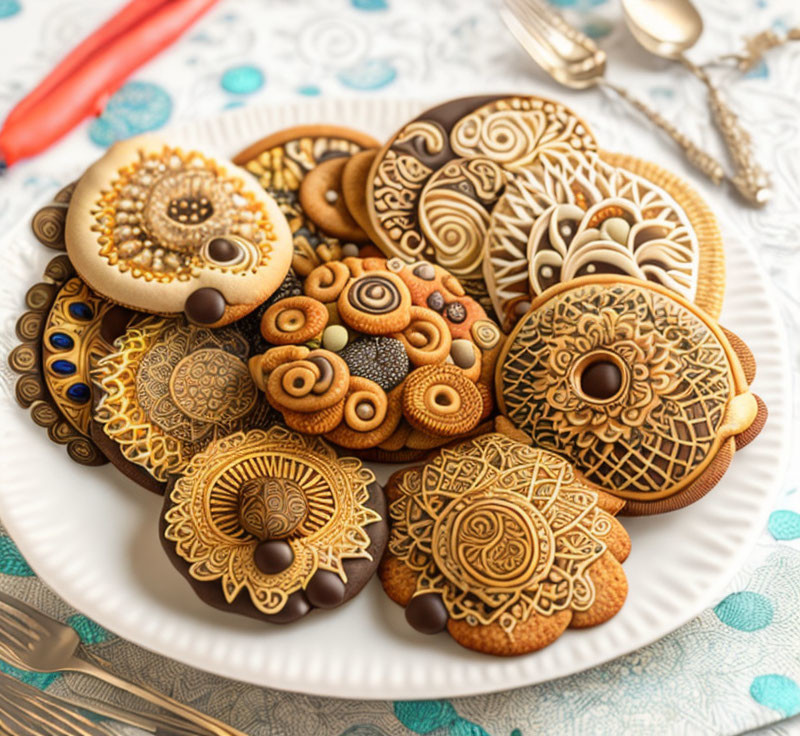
[0, 0, 799, 734]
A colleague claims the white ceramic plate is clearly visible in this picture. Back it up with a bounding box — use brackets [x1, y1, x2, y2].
[0, 99, 790, 700]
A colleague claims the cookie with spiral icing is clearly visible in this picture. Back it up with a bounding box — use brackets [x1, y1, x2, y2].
[484, 149, 725, 331]
[379, 420, 630, 656]
[161, 427, 387, 623]
[66, 134, 293, 327]
[233, 125, 380, 276]
[496, 276, 766, 515]
[248, 256, 504, 459]
[366, 95, 597, 294]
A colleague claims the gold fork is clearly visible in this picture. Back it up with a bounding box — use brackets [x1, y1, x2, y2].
[500, 0, 727, 187]
[0, 591, 245, 736]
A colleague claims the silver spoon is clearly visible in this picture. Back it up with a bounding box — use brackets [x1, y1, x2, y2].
[622, 0, 771, 205]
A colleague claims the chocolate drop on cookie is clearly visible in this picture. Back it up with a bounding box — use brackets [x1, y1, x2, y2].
[207, 237, 239, 263]
[405, 593, 448, 634]
[184, 287, 226, 324]
[305, 570, 346, 609]
[254, 539, 294, 575]
[580, 360, 622, 401]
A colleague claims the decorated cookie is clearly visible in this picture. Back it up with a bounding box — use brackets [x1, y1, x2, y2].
[233, 125, 379, 275]
[366, 95, 597, 290]
[30, 181, 76, 250]
[8, 255, 136, 466]
[161, 427, 387, 623]
[92, 316, 277, 492]
[341, 149, 380, 240]
[65, 134, 293, 327]
[496, 276, 766, 515]
[484, 149, 725, 331]
[380, 427, 630, 655]
[248, 256, 504, 458]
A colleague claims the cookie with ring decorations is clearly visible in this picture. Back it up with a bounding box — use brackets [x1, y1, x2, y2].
[160, 427, 387, 623]
[483, 149, 725, 332]
[379, 419, 630, 656]
[8, 254, 138, 466]
[30, 181, 77, 251]
[365, 95, 597, 303]
[248, 256, 505, 460]
[91, 315, 279, 494]
[233, 125, 379, 277]
[66, 134, 293, 327]
[496, 276, 767, 515]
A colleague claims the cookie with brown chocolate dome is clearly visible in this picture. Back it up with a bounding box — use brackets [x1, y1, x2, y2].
[160, 427, 387, 623]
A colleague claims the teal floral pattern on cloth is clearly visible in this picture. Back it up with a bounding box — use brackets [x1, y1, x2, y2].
[0, 0, 798, 734]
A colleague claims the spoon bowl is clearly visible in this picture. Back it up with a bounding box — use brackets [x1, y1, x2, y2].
[622, 0, 703, 58]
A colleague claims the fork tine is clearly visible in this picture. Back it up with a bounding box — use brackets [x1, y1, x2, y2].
[500, 4, 563, 73]
[0, 602, 44, 641]
[0, 626, 35, 655]
[0, 591, 51, 637]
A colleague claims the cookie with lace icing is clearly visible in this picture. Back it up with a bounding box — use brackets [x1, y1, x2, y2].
[484, 149, 724, 332]
[379, 423, 630, 655]
[496, 276, 766, 515]
[366, 95, 597, 292]
[161, 427, 387, 623]
[234, 125, 380, 276]
[66, 134, 293, 327]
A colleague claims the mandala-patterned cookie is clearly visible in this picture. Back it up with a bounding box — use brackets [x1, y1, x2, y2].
[380, 428, 630, 656]
[66, 134, 293, 327]
[366, 95, 597, 289]
[248, 256, 504, 458]
[161, 427, 387, 623]
[233, 125, 379, 276]
[92, 316, 277, 493]
[496, 276, 766, 515]
[8, 255, 135, 466]
[484, 149, 725, 331]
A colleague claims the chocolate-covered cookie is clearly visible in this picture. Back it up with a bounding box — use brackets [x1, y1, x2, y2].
[66, 134, 293, 327]
[484, 149, 725, 331]
[496, 276, 766, 515]
[233, 125, 379, 276]
[248, 256, 504, 458]
[366, 95, 597, 290]
[161, 427, 387, 623]
[380, 424, 630, 655]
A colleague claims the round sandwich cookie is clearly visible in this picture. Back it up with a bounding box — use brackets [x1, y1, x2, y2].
[92, 316, 277, 493]
[9, 255, 137, 466]
[65, 134, 293, 327]
[496, 276, 767, 515]
[366, 94, 597, 287]
[341, 148, 380, 240]
[484, 149, 725, 332]
[233, 125, 379, 276]
[380, 422, 630, 656]
[161, 427, 387, 623]
[248, 256, 505, 459]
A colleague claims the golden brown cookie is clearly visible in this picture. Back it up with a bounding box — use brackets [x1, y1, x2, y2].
[233, 125, 379, 275]
[341, 149, 380, 239]
[379, 430, 630, 655]
[161, 427, 387, 623]
[65, 134, 293, 327]
[496, 275, 765, 515]
[484, 149, 725, 332]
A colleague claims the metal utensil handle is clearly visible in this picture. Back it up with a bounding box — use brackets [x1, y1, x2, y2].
[68, 655, 245, 736]
[602, 80, 725, 185]
[682, 56, 771, 205]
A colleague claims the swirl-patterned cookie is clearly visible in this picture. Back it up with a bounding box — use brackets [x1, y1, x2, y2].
[233, 125, 379, 276]
[366, 95, 597, 293]
[484, 150, 725, 331]
[496, 276, 766, 515]
[379, 426, 630, 655]
[161, 427, 387, 623]
[8, 255, 136, 466]
[66, 134, 293, 327]
[92, 316, 277, 492]
[248, 256, 504, 458]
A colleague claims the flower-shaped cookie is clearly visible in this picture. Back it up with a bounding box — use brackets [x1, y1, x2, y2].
[497, 276, 766, 515]
[248, 256, 505, 459]
[161, 427, 387, 622]
[66, 134, 293, 327]
[380, 428, 630, 655]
